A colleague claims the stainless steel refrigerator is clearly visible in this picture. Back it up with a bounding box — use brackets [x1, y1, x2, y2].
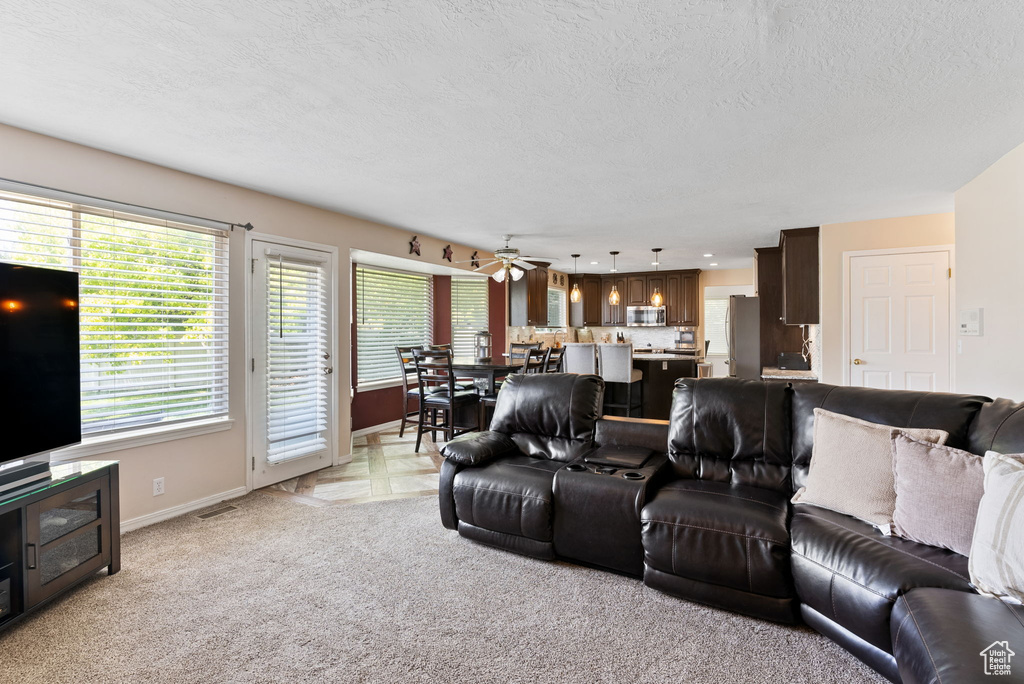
[727, 295, 760, 379]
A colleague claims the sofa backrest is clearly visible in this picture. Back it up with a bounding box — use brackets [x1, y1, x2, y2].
[667, 378, 792, 492]
[595, 415, 670, 453]
[967, 397, 1024, 456]
[790, 383, 990, 490]
[490, 372, 605, 462]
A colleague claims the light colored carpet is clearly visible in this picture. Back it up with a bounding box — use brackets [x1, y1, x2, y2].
[0, 493, 886, 683]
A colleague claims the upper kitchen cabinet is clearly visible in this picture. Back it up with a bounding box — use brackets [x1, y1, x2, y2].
[664, 269, 700, 326]
[508, 262, 549, 326]
[626, 275, 648, 306]
[601, 274, 628, 326]
[569, 275, 602, 327]
[755, 246, 805, 367]
[780, 227, 820, 325]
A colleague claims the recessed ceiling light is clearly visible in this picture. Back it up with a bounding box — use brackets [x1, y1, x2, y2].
[703, 253, 714, 258]
[709, 262, 718, 266]
[590, 261, 599, 265]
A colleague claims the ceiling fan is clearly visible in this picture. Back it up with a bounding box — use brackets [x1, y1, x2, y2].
[457, 234, 556, 282]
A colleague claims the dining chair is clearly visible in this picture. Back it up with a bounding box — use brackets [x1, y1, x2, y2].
[522, 347, 547, 374]
[544, 347, 564, 372]
[597, 344, 643, 417]
[562, 343, 597, 374]
[508, 341, 541, 368]
[412, 348, 479, 452]
[395, 345, 426, 438]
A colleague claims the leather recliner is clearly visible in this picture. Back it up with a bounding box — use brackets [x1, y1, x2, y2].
[438, 372, 605, 559]
[788, 384, 991, 681]
[639, 378, 800, 623]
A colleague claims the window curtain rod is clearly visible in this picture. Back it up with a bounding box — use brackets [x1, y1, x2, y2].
[0, 177, 252, 233]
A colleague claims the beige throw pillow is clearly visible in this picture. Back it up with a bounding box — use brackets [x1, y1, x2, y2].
[792, 408, 948, 527]
[968, 451, 1024, 603]
[891, 432, 985, 556]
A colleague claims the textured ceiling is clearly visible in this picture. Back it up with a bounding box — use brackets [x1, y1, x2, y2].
[2, 1, 1024, 273]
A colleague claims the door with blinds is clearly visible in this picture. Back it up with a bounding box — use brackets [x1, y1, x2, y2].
[251, 241, 335, 488]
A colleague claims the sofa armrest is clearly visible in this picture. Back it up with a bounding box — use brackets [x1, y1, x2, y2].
[441, 431, 519, 466]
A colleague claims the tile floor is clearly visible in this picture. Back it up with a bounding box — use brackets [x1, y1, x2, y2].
[262, 426, 442, 507]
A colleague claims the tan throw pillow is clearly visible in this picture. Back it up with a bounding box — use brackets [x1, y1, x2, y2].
[969, 451, 1024, 603]
[791, 408, 948, 527]
[891, 432, 985, 556]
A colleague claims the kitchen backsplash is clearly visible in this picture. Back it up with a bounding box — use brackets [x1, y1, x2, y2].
[508, 326, 680, 350]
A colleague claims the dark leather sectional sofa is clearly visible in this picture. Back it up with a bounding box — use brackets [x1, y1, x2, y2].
[439, 373, 1024, 683]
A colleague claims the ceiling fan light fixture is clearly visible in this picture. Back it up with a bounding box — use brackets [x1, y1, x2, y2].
[510, 266, 525, 281]
[492, 267, 506, 283]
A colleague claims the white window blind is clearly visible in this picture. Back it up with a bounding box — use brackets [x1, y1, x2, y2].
[355, 266, 432, 384]
[451, 277, 489, 357]
[705, 297, 729, 355]
[265, 252, 329, 463]
[0, 190, 229, 435]
[547, 287, 566, 327]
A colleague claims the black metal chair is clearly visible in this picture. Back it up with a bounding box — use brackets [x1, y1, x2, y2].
[413, 348, 479, 452]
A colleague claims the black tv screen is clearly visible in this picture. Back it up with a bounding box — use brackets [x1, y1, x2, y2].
[0, 262, 81, 462]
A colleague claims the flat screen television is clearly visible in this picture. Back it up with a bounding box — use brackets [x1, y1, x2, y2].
[0, 261, 81, 463]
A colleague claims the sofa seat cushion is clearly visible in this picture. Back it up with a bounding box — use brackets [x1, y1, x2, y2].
[892, 588, 1024, 684]
[791, 505, 974, 654]
[452, 455, 562, 542]
[641, 479, 793, 599]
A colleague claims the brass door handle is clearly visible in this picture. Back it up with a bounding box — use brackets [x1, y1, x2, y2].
[853, 358, 864, 365]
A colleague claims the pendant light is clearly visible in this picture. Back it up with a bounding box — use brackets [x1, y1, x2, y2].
[650, 248, 664, 307]
[608, 251, 620, 305]
[569, 254, 582, 303]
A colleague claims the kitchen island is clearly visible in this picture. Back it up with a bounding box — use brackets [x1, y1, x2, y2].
[601, 352, 697, 420]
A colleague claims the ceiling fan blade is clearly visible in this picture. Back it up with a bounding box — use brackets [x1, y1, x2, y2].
[473, 260, 501, 271]
[518, 256, 559, 262]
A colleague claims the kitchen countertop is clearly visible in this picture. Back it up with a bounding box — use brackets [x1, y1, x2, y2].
[761, 366, 818, 381]
[633, 354, 696, 361]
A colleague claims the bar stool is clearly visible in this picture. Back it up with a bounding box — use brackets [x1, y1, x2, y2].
[562, 343, 596, 374]
[597, 344, 643, 417]
[544, 347, 565, 372]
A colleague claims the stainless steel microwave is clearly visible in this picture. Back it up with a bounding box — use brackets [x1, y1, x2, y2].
[625, 306, 666, 327]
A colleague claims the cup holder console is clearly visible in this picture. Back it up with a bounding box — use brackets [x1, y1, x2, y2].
[622, 472, 645, 480]
[565, 463, 587, 472]
[596, 466, 618, 475]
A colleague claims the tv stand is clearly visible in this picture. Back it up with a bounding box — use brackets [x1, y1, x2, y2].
[0, 461, 119, 631]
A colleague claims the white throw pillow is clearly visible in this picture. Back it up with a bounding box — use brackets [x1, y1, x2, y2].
[792, 408, 948, 527]
[969, 451, 1024, 603]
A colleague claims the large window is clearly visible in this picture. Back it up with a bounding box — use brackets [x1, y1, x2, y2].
[547, 287, 566, 327]
[355, 266, 432, 384]
[0, 190, 229, 435]
[451, 277, 488, 357]
[704, 297, 729, 355]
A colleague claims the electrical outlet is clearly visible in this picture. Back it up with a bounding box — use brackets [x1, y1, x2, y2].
[153, 477, 165, 496]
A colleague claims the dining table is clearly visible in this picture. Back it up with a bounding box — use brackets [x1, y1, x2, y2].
[451, 356, 538, 394]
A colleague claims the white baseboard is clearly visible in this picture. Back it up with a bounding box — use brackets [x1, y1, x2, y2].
[351, 418, 403, 438]
[120, 486, 248, 534]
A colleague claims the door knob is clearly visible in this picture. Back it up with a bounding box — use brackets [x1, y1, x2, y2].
[853, 358, 864, 365]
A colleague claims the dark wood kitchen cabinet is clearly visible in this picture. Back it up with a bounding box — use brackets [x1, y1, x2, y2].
[601, 275, 627, 326]
[509, 262, 549, 326]
[780, 227, 820, 325]
[755, 246, 804, 368]
[569, 275, 602, 327]
[663, 270, 700, 326]
[626, 275, 648, 306]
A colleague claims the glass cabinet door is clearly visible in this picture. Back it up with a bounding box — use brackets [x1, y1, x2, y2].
[25, 476, 111, 607]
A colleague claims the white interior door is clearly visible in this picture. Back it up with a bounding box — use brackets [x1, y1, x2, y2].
[848, 250, 950, 391]
[251, 240, 335, 488]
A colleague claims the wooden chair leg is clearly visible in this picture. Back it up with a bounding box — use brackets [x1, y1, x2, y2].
[415, 401, 427, 453]
[626, 382, 632, 418]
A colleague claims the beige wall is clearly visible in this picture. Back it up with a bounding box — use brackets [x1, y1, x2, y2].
[954, 141, 1024, 400]
[0, 124, 493, 526]
[818, 213, 955, 385]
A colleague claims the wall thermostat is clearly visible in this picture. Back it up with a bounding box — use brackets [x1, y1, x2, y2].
[959, 308, 983, 336]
